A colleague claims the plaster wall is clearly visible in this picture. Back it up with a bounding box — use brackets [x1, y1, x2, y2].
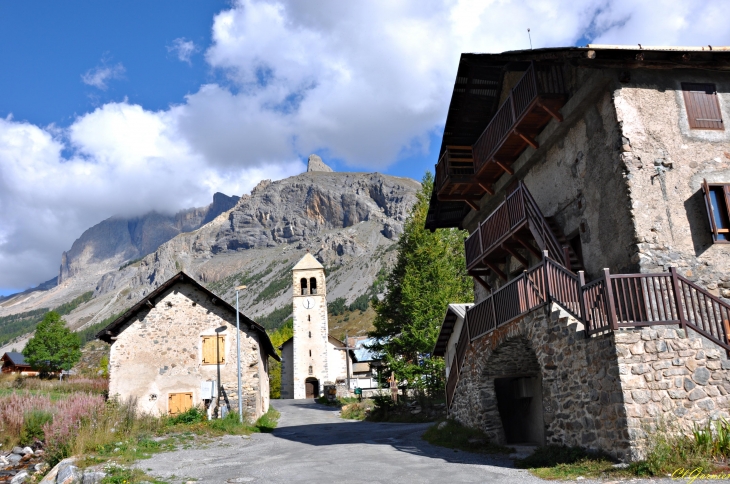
[108, 283, 269, 419]
[326, 336, 349, 381]
[614, 69, 730, 300]
[292, 267, 329, 398]
[444, 315, 464, 378]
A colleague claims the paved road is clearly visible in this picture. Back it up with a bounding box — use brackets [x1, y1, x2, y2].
[138, 399, 543, 484]
[138, 400, 686, 484]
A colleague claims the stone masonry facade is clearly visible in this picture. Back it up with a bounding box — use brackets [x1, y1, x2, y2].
[450, 302, 730, 461]
[109, 282, 270, 419]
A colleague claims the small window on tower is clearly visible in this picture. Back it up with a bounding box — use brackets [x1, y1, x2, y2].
[300, 278, 308, 296]
[308, 366, 313, 375]
[309, 331, 311, 338]
[309, 350, 312, 357]
[308, 315, 310, 321]
[310, 277, 317, 295]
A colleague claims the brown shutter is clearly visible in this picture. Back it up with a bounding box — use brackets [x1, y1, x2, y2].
[703, 179, 719, 241]
[682, 83, 724, 130]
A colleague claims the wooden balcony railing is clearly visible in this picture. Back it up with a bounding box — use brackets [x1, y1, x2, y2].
[445, 315, 470, 408]
[464, 181, 566, 272]
[434, 146, 486, 210]
[447, 253, 730, 410]
[472, 63, 566, 188]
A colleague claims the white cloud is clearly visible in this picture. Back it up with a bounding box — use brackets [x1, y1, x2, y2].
[168, 37, 200, 64]
[2, 0, 729, 289]
[81, 62, 126, 90]
[0, 106, 302, 289]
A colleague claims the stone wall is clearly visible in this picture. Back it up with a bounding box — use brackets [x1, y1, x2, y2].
[615, 325, 730, 459]
[109, 282, 269, 419]
[614, 69, 730, 301]
[449, 303, 630, 459]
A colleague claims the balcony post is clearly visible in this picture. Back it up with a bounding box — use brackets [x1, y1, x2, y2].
[669, 267, 687, 331]
[578, 270, 587, 328]
[542, 250, 551, 307]
[603, 268, 619, 331]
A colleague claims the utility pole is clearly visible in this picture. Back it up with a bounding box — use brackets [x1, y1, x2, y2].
[235, 285, 247, 423]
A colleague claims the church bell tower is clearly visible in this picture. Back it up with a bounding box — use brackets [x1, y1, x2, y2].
[291, 253, 329, 399]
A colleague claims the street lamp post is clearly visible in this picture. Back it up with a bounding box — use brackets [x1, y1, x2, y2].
[235, 285, 247, 423]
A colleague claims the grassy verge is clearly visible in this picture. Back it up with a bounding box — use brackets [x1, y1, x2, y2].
[1, 382, 280, 484]
[422, 419, 514, 455]
[315, 396, 371, 420]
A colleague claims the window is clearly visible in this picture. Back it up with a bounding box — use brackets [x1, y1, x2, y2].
[168, 392, 193, 415]
[307, 315, 310, 322]
[300, 278, 308, 295]
[308, 365, 313, 375]
[702, 180, 730, 243]
[201, 335, 226, 364]
[308, 331, 311, 338]
[683, 83, 724, 130]
[310, 277, 317, 295]
[309, 350, 312, 357]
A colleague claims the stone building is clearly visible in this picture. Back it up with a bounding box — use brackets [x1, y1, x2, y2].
[429, 45, 730, 461]
[280, 253, 352, 399]
[98, 272, 279, 419]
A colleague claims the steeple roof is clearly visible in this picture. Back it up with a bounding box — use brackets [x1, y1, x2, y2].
[293, 252, 324, 271]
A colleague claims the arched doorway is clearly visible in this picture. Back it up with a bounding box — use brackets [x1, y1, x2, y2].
[482, 337, 545, 445]
[305, 377, 319, 398]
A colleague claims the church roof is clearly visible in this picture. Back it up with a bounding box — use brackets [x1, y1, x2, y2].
[292, 253, 324, 271]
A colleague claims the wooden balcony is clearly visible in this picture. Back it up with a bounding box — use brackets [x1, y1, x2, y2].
[434, 146, 488, 210]
[464, 181, 567, 281]
[472, 63, 567, 189]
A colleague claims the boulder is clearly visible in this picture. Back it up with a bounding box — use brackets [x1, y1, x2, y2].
[57, 464, 82, 484]
[10, 471, 28, 484]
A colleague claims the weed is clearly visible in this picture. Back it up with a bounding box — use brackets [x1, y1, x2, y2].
[254, 406, 280, 432]
[422, 420, 514, 455]
[20, 409, 53, 445]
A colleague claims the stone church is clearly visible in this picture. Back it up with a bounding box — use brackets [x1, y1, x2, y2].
[280, 253, 352, 399]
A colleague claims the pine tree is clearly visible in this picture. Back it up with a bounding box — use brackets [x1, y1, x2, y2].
[369, 172, 473, 394]
[23, 311, 82, 373]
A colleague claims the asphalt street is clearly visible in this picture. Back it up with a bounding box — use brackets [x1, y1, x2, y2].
[137, 399, 682, 484]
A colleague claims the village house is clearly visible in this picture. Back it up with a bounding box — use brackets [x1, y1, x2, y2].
[1, 351, 38, 376]
[429, 45, 730, 461]
[97, 272, 279, 419]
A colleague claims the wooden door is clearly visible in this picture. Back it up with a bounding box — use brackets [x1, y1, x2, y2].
[169, 392, 193, 415]
[306, 381, 314, 398]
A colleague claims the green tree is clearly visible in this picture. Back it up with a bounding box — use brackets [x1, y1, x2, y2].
[267, 319, 293, 399]
[369, 172, 473, 394]
[23, 311, 82, 373]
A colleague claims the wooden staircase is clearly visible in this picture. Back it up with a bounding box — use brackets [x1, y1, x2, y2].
[545, 217, 584, 273]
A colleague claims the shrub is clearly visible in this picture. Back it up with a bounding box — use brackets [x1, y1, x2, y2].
[20, 409, 53, 445]
[166, 406, 205, 426]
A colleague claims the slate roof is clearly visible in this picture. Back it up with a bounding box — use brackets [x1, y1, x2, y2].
[2, 352, 30, 367]
[95, 271, 280, 361]
[292, 253, 324, 271]
[433, 304, 473, 357]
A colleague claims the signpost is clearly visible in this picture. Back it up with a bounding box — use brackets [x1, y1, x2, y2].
[388, 371, 398, 402]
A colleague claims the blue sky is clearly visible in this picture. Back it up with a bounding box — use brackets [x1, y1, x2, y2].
[1, 0, 728, 295]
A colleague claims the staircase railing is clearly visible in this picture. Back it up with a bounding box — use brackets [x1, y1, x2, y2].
[448, 255, 730, 410]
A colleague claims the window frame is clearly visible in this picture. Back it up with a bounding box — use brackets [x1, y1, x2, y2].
[702, 179, 730, 244]
[682, 83, 724, 131]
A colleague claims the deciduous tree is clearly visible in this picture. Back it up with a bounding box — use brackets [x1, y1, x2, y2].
[23, 311, 81, 373]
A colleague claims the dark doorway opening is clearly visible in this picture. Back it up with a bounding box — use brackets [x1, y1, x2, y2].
[494, 376, 544, 444]
[305, 377, 319, 399]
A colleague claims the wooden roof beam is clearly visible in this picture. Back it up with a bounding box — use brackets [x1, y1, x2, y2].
[537, 101, 564, 122]
[493, 159, 514, 175]
[514, 129, 539, 150]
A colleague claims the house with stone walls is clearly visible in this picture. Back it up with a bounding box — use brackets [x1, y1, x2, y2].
[428, 45, 730, 461]
[97, 271, 279, 420]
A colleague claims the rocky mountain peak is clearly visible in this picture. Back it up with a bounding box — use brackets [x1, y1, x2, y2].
[307, 154, 333, 173]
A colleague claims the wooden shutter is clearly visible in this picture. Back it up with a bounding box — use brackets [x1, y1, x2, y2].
[702, 179, 730, 243]
[682, 83, 724, 130]
[168, 392, 193, 415]
[201, 335, 225, 364]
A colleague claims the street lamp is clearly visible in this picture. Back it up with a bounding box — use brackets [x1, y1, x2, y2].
[235, 285, 247, 423]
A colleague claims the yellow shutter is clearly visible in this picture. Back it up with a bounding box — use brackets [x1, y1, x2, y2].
[169, 392, 193, 415]
[201, 336, 213, 364]
[218, 336, 226, 363]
